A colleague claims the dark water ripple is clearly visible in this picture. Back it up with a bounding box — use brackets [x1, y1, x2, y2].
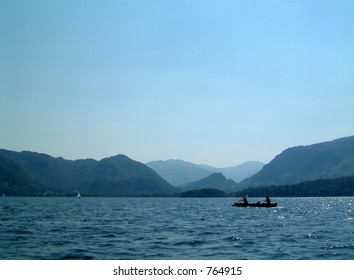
[0, 197, 353, 259]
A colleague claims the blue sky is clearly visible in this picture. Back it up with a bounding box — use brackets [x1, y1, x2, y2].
[1, 0, 353, 167]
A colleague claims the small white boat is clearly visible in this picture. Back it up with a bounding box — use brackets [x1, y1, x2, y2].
[77, 192, 81, 198]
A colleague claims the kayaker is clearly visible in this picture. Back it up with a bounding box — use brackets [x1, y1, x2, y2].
[243, 196, 248, 205]
[264, 196, 271, 204]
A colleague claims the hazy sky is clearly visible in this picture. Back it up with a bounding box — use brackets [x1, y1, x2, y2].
[1, 0, 353, 167]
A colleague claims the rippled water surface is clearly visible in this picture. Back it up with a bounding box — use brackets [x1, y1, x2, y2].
[0, 197, 353, 259]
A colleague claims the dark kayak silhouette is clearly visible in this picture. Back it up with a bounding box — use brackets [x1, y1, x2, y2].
[232, 202, 277, 208]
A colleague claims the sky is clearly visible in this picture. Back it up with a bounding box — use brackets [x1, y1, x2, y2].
[1, 0, 353, 167]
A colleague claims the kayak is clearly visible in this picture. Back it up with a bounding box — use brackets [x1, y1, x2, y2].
[232, 202, 278, 208]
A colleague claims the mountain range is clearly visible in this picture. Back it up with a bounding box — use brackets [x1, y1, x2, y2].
[1, 135, 353, 196]
[0, 150, 175, 196]
[146, 159, 212, 187]
[239, 135, 354, 187]
[146, 159, 264, 186]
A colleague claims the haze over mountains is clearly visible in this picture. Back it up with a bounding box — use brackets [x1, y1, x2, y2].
[146, 160, 212, 187]
[146, 160, 264, 186]
[239, 135, 354, 187]
[0, 136, 353, 196]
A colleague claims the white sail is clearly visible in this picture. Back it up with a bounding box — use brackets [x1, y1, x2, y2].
[77, 192, 81, 198]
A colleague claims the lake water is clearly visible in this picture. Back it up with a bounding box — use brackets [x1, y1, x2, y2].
[0, 197, 353, 260]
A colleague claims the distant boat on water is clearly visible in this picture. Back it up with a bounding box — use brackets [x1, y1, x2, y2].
[77, 192, 81, 198]
[2, 194, 5, 197]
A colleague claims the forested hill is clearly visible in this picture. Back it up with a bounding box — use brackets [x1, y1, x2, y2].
[0, 155, 47, 196]
[0, 149, 176, 196]
[177, 175, 354, 197]
[180, 172, 241, 193]
[234, 175, 354, 197]
[239, 136, 354, 187]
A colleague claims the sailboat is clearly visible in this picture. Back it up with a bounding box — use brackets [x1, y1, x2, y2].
[77, 192, 81, 199]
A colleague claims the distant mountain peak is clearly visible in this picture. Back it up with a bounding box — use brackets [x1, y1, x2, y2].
[181, 172, 243, 193]
[147, 159, 264, 186]
[203, 172, 226, 181]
